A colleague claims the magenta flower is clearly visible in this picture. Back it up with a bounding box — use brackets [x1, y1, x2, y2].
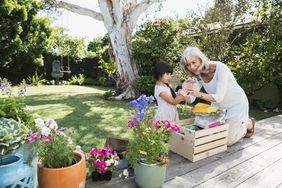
[41, 136, 53, 142]
[103, 147, 113, 157]
[27, 132, 41, 143]
[128, 117, 137, 128]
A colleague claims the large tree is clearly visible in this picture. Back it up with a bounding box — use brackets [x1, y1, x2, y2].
[46, 0, 163, 99]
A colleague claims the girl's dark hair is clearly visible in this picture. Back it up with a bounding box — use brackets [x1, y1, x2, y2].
[153, 61, 173, 80]
[153, 61, 176, 98]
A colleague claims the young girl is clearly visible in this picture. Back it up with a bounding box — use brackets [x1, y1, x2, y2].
[153, 61, 186, 121]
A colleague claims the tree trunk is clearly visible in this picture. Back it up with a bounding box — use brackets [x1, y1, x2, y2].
[108, 26, 138, 99]
[47, 0, 163, 99]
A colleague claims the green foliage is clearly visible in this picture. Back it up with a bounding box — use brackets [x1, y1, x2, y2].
[253, 84, 281, 109]
[88, 35, 117, 86]
[226, 0, 282, 94]
[84, 78, 95, 85]
[103, 89, 118, 99]
[0, 81, 35, 129]
[189, 0, 252, 59]
[68, 74, 85, 85]
[0, 0, 52, 82]
[27, 73, 47, 86]
[132, 19, 179, 76]
[0, 117, 29, 156]
[87, 35, 110, 59]
[39, 133, 74, 168]
[135, 76, 155, 96]
[47, 27, 87, 61]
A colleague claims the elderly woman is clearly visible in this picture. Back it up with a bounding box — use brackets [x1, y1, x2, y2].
[180, 46, 255, 146]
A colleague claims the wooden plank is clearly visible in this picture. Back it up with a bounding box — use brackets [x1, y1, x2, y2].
[236, 158, 282, 188]
[195, 123, 229, 138]
[194, 142, 282, 188]
[163, 129, 282, 188]
[86, 115, 282, 188]
[195, 131, 228, 146]
[194, 138, 227, 154]
[168, 132, 194, 161]
[193, 145, 227, 162]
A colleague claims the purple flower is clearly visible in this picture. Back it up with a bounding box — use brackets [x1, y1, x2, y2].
[27, 132, 41, 142]
[41, 136, 53, 142]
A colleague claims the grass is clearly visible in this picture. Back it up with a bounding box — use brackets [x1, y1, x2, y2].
[13, 85, 281, 151]
[24, 85, 132, 151]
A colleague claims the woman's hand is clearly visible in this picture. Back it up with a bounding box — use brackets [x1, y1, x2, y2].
[187, 89, 202, 98]
[182, 80, 195, 93]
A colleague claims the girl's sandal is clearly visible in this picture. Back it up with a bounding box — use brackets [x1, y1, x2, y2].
[245, 117, 256, 138]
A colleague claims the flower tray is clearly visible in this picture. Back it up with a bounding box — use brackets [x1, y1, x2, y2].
[168, 118, 229, 162]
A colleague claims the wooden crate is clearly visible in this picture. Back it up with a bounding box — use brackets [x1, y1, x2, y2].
[168, 118, 229, 162]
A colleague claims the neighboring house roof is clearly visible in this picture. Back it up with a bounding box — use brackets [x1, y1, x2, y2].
[186, 14, 261, 37]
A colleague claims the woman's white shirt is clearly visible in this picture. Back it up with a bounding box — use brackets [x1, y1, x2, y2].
[192, 61, 249, 122]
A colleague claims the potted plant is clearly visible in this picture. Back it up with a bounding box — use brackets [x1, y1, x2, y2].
[28, 117, 86, 188]
[0, 80, 38, 188]
[0, 117, 34, 187]
[87, 147, 119, 181]
[126, 94, 180, 188]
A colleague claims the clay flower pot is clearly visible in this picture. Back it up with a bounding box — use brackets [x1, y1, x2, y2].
[38, 151, 86, 188]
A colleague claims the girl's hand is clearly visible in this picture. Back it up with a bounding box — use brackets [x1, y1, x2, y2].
[187, 88, 202, 98]
[178, 89, 188, 98]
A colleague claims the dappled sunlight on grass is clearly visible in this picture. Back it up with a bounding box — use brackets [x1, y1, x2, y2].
[26, 85, 108, 96]
[24, 85, 132, 150]
[31, 104, 74, 119]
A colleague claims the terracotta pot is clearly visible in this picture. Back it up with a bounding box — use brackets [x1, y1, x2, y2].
[38, 151, 86, 188]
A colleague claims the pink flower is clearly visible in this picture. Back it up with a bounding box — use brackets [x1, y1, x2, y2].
[103, 147, 113, 157]
[41, 136, 53, 142]
[128, 117, 137, 128]
[27, 132, 41, 142]
[153, 121, 161, 128]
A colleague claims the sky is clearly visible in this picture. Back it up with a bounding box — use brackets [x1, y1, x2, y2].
[47, 0, 213, 43]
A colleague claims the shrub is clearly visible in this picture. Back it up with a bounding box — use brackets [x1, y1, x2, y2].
[135, 76, 155, 96]
[68, 74, 85, 85]
[27, 73, 48, 86]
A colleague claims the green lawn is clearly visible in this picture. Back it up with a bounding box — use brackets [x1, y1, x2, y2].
[24, 85, 132, 151]
[22, 85, 280, 151]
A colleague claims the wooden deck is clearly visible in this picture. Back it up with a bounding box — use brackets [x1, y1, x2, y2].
[86, 114, 282, 188]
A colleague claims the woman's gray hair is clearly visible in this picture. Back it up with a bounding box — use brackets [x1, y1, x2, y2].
[180, 46, 210, 79]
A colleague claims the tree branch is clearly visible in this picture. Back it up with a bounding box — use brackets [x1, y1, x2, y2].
[54, 0, 104, 21]
[127, 0, 163, 34]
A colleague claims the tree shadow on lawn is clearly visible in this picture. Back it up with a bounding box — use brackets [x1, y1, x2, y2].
[25, 93, 132, 150]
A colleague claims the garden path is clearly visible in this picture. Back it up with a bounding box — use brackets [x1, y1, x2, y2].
[86, 114, 282, 188]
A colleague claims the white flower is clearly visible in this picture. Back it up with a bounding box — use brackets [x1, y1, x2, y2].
[35, 118, 45, 127]
[40, 126, 51, 136]
[67, 137, 73, 144]
[45, 118, 58, 129]
[114, 160, 118, 166]
[123, 169, 129, 178]
[60, 132, 67, 137]
[106, 159, 114, 166]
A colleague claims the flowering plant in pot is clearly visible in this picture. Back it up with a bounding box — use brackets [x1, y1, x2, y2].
[28, 117, 75, 168]
[87, 147, 119, 181]
[28, 118, 87, 188]
[125, 94, 180, 188]
[0, 80, 38, 160]
[0, 80, 38, 187]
